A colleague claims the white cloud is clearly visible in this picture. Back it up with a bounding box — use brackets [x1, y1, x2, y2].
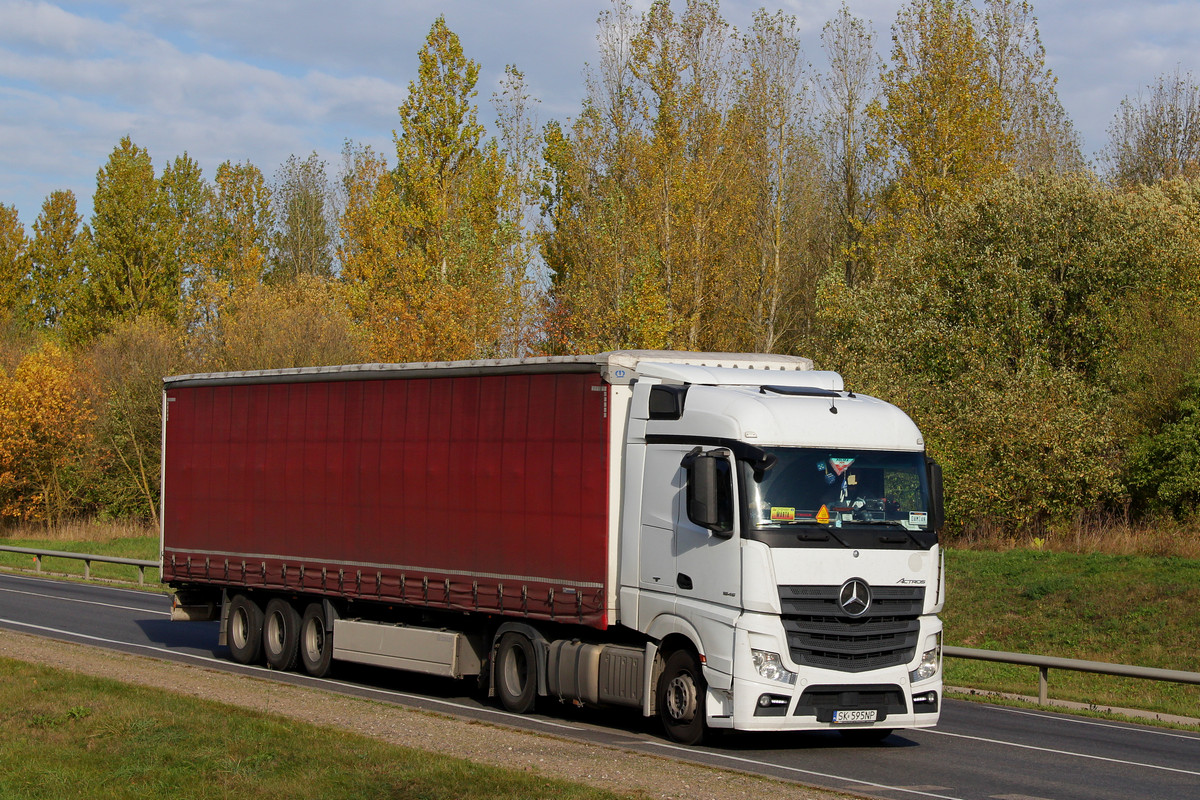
[2, 0, 1200, 225]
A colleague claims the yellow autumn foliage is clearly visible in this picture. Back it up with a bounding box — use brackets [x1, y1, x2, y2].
[0, 344, 94, 524]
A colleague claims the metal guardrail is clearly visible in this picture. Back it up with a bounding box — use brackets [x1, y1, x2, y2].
[944, 645, 1200, 704]
[0, 544, 158, 585]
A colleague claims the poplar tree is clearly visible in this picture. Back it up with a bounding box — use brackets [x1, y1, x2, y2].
[979, 0, 1084, 174]
[270, 152, 334, 283]
[0, 204, 27, 318]
[86, 137, 179, 335]
[27, 191, 89, 330]
[870, 0, 1011, 230]
[819, 4, 882, 288]
[343, 16, 524, 361]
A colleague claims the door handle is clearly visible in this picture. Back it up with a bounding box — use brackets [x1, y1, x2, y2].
[677, 573, 693, 590]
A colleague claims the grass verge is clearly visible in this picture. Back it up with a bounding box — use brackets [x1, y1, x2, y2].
[0, 657, 631, 800]
[943, 548, 1200, 721]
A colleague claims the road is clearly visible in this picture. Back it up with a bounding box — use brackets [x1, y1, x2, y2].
[2, 571, 1198, 800]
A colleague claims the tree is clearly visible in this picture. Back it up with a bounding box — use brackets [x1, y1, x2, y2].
[86, 137, 179, 336]
[814, 172, 1194, 535]
[978, 0, 1085, 175]
[161, 152, 216, 332]
[211, 276, 363, 372]
[819, 4, 883, 288]
[0, 343, 93, 525]
[870, 0, 1011, 230]
[27, 190, 89, 331]
[1104, 68, 1200, 186]
[269, 152, 334, 283]
[186, 160, 272, 336]
[86, 315, 182, 523]
[736, 8, 823, 350]
[0, 203, 28, 318]
[342, 16, 526, 361]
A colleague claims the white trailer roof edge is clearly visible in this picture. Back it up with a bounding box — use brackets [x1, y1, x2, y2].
[163, 350, 822, 389]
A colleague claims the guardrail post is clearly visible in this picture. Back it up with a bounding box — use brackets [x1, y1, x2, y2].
[35, 554, 42, 573]
[84, 559, 90, 580]
[138, 565, 145, 585]
[1038, 666, 1049, 704]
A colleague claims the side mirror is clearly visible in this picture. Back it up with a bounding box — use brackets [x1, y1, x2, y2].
[682, 447, 734, 536]
[927, 458, 945, 531]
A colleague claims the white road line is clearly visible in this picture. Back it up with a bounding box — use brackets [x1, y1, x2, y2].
[0, 585, 168, 616]
[921, 728, 1200, 777]
[981, 703, 1200, 742]
[0, 570, 161, 598]
[648, 742, 967, 800]
[0, 618, 584, 731]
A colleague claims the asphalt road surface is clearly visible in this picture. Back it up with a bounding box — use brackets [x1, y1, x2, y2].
[2, 571, 1198, 800]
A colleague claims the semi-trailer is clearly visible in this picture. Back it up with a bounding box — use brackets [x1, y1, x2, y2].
[162, 350, 944, 744]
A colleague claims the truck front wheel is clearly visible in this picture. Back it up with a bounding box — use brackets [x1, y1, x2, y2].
[657, 649, 707, 745]
[263, 598, 301, 671]
[227, 594, 263, 665]
[495, 633, 538, 714]
[299, 602, 333, 678]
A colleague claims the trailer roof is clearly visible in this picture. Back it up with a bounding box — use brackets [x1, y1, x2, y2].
[163, 350, 819, 388]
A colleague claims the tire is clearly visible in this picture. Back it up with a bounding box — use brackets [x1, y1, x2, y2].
[494, 632, 538, 714]
[299, 602, 334, 678]
[226, 594, 264, 665]
[657, 649, 707, 745]
[263, 598, 301, 671]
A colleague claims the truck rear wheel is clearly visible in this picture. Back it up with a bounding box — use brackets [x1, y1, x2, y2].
[299, 602, 333, 678]
[227, 594, 263, 665]
[657, 649, 707, 745]
[495, 632, 538, 714]
[263, 598, 301, 671]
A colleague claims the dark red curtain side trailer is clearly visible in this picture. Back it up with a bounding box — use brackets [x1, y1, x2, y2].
[161, 362, 611, 629]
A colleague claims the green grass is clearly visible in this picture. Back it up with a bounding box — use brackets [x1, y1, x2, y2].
[943, 548, 1200, 719]
[0, 657, 631, 800]
[0, 535, 160, 585]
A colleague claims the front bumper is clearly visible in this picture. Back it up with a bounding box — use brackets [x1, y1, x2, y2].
[712, 615, 943, 732]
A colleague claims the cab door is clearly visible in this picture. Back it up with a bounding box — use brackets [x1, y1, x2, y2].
[674, 448, 742, 678]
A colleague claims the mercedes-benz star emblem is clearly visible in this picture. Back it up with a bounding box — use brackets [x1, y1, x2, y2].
[838, 578, 872, 617]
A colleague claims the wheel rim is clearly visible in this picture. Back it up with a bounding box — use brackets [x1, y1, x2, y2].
[231, 607, 248, 649]
[502, 644, 528, 698]
[303, 618, 323, 663]
[266, 612, 283, 655]
[665, 672, 697, 723]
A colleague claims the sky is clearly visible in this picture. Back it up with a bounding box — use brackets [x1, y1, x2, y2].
[2, 0, 1200, 228]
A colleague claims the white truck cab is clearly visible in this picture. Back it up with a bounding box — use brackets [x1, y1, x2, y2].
[606, 352, 943, 743]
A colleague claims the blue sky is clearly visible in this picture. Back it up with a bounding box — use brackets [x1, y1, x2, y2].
[2, 0, 1199, 227]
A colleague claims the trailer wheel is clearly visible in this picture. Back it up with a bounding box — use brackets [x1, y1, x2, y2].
[495, 633, 538, 714]
[263, 598, 301, 671]
[299, 603, 333, 678]
[657, 649, 707, 745]
[227, 594, 264, 665]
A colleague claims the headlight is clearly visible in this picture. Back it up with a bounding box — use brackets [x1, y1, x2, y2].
[751, 649, 797, 685]
[909, 633, 941, 683]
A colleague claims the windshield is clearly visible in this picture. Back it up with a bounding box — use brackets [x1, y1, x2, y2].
[746, 448, 932, 534]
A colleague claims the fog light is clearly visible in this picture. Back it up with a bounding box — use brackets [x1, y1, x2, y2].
[913, 690, 939, 713]
[754, 693, 790, 716]
[752, 649, 798, 685]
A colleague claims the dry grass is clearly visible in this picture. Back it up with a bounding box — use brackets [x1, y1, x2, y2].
[948, 513, 1200, 558]
[0, 518, 156, 544]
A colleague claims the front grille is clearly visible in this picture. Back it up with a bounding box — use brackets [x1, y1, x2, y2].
[778, 584, 924, 673]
